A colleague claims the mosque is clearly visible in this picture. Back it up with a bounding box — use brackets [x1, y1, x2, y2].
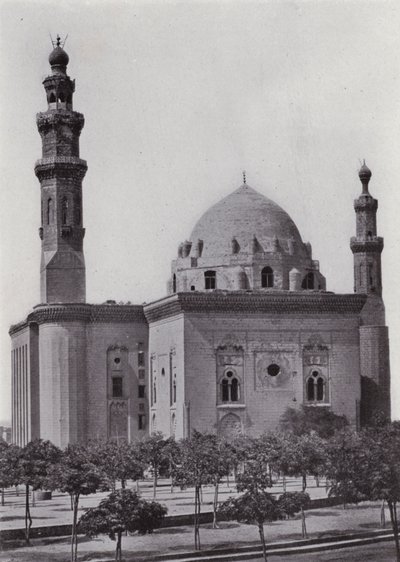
[10, 43, 391, 448]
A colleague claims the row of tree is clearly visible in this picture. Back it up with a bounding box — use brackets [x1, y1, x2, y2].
[1, 407, 399, 562]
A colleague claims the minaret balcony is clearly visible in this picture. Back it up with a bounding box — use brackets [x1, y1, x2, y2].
[350, 236, 383, 254]
[34, 156, 87, 181]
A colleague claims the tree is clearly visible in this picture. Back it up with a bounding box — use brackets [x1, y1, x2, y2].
[87, 439, 144, 491]
[139, 432, 169, 498]
[78, 489, 167, 561]
[219, 491, 281, 562]
[325, 429, 368, 508]
[217, 434, 282, 561]
[48, 443, 107, 562]
[18, 439, 62, 544]
[172, 431, 225, 550]
[361, 422, 400, 562]
[278, 491, 310, 537]
[279, 405, 348, 438]
[0, 442, 20, 506]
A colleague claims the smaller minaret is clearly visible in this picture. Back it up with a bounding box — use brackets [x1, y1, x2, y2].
[350, 162, 383, 296]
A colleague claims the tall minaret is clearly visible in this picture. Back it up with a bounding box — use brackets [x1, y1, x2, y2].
[35, 37, 87, 303]
[350, 162, 383, 296]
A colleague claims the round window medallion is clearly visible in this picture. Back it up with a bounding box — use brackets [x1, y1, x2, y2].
[226, 371, 233, 378]
[267, 364, 280, 377]
[114, 357, 121, 365]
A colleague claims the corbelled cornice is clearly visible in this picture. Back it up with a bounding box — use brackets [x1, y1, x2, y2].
[144, 291, 368, 323]
[9, 303, 146, 335]
[34, 156, 87, 182]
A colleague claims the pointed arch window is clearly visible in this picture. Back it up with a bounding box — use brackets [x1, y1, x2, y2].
[172, 274, 177, 293]
[302, 272, 315, 290]
[205, 270, 216, 290]
[61, 197, 68, 226]
[47, 198, 53, 225]
[306, 370, 327, 403]
[261, 266, 274, 288]
[220, 370, 240, 403]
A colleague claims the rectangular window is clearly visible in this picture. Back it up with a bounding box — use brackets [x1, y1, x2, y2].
[138, 414, 145, 430]
[138, 369, 145, 379]
[138, 351, 145, 366]
[112, 377, 123, 398]
[205, 271, 216, 290]
[138, 385, 145, 398]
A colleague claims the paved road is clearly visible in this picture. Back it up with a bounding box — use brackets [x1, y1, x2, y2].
[247, 541, 398, 561]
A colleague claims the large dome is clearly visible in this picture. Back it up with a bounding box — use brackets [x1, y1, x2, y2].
[190, 184, 305, 257]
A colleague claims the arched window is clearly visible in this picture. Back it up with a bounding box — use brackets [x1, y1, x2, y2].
[302, 272, 315, 290]
[261, 266, 274, 288]
[306, 370, 327, 403]
[205, 270, 216, 290]
[47, 198, 53, 225]
[61, 197, 68, 225]
[49, 93, 56, 103]
[220, 370, 240, 403]
[152, 413, 157, 431]
[58, 92, 65, 102]
[172, 274, 177, 293]
[153, 377, 157, 404]
[76, 195, 81, 225]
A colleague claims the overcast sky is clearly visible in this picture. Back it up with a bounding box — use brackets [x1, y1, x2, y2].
[0, 0, 399, 424]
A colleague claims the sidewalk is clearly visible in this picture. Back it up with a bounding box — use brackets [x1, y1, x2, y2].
[0, 500, 393, 562]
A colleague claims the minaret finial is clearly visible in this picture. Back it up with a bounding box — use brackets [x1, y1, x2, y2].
[242, 170, 246, 185]
[56, 35, 61, 47]
[358, 159, 372, 194]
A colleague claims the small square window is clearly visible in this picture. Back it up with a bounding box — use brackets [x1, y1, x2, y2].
[138, 385, 145, 398]
[112, 377, 123, 398]
[138, 352, 145, 366]
[138, 369, 145, 379]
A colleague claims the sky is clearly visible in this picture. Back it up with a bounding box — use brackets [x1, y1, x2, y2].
[0, 0, 399, 424]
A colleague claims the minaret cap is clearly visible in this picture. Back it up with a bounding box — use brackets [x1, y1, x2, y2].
[358, 160, 371, 193]
[49, 35, 69, 68]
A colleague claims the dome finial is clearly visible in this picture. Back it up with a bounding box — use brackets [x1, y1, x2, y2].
[48, 34, 69, 72]
[358, 159, 372, 194]
[242, 170, 246, 185]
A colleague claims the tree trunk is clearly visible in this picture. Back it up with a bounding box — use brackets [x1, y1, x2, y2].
[212, 482, 219, 529]
[71, 494, 80, 562]
[136, 479, 140, 494]
[153, 466, 157, 499]
[388, 501, 400, 562]
[301, 507, 307, 538]
[170, 461, 174, 493]
[32, 490, 36, 507]
[282, 474, 286, 493]
[1, 489, 4, 506]
[115, 531, 122, 561]
[381, 500, 386, 528]
[70, 493, 74, 511]
[258, 523, 268, 562]
[315, 475, 320, 487]
[121, 479, 126, 489]
[302, 473, 307, 491]
[194, 485, 201, 550]
[199, 485, 203, 504]
[24, 484, 32, 544]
